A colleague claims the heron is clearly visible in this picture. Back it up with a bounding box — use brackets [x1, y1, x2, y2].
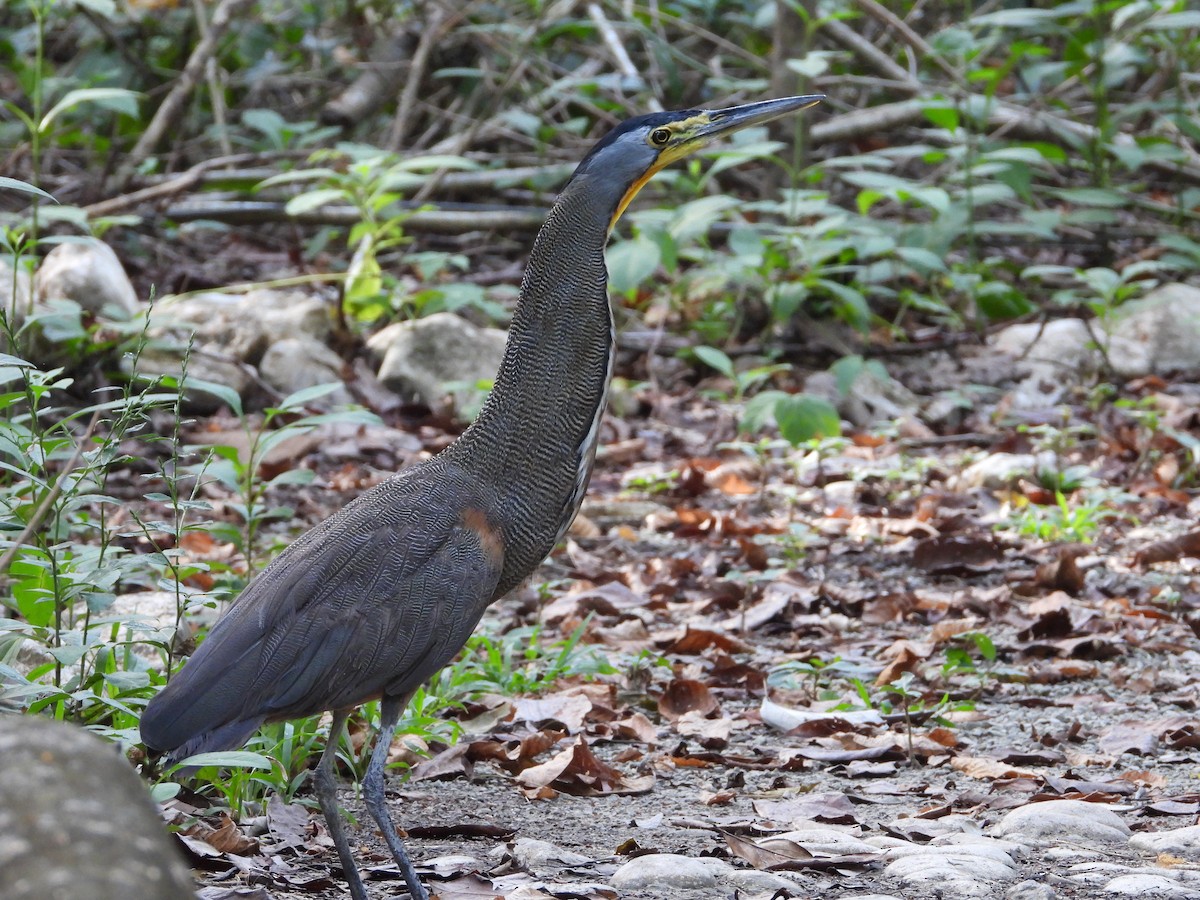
[140, 93, 824, 900]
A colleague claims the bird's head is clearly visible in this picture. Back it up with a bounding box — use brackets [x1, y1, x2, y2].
[569, 94, 825, 231]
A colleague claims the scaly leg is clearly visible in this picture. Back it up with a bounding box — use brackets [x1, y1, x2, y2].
[312, 707, 370, 900]
[361, 693, 428, 900]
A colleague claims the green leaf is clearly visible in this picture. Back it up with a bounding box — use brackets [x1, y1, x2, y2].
[774, 394, 841, 446]
[40, 88, 140, 132]
[186, 378, 243, 417]
[0, 177, 57, 203]
[606, 236, 660, 294]
[396, 154, 478, 172]
[172, 750, 273, 772]
[894, 246, 946, 273]
[276, 382, 342, 411]
[830, 355, 865, 398]
[0, 352, 34, 368]
[255, 168, 340, 190]
[668, 195, 738, 242]
[1144, 11, 1200, 28]
[922, 104, 960, 131]
[150, 782, 182, 803]
[969, 632, 997, 662]
[70, 0, 119, 16]
[285, 189, 346, 216]
[692, 345, 735, 379]
[1046, 187, 1127, 208]
[268, 467, 316, 487]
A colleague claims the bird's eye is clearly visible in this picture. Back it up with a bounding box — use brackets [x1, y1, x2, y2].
[650, 128, 671, 146]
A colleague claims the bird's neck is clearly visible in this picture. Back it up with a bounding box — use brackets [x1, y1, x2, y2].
[450, 174, 622, 594]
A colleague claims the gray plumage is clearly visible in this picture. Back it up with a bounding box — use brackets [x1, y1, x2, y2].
[140, 174, 618, 761]
[139, 95, 823, 900]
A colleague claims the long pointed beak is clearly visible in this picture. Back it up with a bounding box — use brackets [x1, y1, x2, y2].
[697, 94, 825, 140]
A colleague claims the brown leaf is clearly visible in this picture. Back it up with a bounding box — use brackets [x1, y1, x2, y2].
[1133, 529, 1200, 567]
[203, 812, 259, 855]
[265, 794, 310, 852]
[1141, 799, 1200, 816]
[751, 792, 861, 826]
[950, 756, 1039, 781]
[512, 692, 593, 733]
[409, 743, 473, 782]
[875, 640, 927, 686]
[605, 712, 659, 744]
[1033, 545, 1087, 594]
[468, 730, 565, 773]
[664, 627, 751, 655]
[1023, 592, 1075, 639]
[723, 831, 812, 869]
[709, 463, 758, 496]
[1099, 716, 1195, 756]
[674, 710, 732, 748]
[514, 735, 654, 796]
[657, 678, 718, 721]
[930, 617, 982, 644]
[913, 533, 1004, 573]
[861, 592, 918, 625]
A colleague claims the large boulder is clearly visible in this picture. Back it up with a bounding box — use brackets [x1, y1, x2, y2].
[1103, 282, 1200, 376]
[135, 288, 335, 411]
[259, 336, 353, 408]
[989, 283, 1200, 410]
[0, 715, 196, 900]
[367, 312, 507, 420]
[34, 240, 139, 317]
[988, 318, 1099, 408]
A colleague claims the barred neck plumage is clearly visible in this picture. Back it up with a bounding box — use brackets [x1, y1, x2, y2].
[447, 171, 626, 595]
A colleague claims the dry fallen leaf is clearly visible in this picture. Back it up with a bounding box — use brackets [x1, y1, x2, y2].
[514, 735, 654, 797]
[657, 678, 719, 721]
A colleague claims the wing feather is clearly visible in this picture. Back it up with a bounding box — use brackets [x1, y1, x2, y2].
[140, 461, 504, 755]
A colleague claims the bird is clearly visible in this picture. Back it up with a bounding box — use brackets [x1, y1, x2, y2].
[140, 93, 824, 900]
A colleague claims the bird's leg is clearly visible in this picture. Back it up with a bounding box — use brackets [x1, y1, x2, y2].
[362, 693, 428, 900]
[313, 707, 371, 900]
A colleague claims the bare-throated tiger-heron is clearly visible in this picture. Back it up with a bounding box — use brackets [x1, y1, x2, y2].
[140, 94, 823, 900]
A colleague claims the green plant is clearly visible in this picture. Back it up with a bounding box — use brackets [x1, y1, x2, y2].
[768, 655, 873, 700]
[257, 147, 477, 327]
[623, 468, 680, 495]
[201, 383, 379, 576]
[448, 617, 616, 697]
[1004, 490, 1111, 543]
[0, 1, 139, 240]
[691, 345, 789, 403]
[0, 243, 203, 743]
[1021, 420, 1098, 493]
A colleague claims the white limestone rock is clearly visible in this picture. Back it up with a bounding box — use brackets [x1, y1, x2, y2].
[35, 240, 138, 317]
[989, 318, 1097, 408]
[368, 312, 506, 421]
[992, 800, 1130, 845]
[258, 337, 353, 409]
[1129, 825, 1200, 862]
[1103, 283, 1200, 377]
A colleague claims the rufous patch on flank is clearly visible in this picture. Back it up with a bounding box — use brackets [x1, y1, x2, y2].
[461, 507, 505, 567]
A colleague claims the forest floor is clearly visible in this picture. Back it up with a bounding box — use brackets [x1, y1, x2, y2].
[152, 322, 1200, 900]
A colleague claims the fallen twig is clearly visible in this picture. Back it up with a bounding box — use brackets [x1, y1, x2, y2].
[386, 6, 459, 151]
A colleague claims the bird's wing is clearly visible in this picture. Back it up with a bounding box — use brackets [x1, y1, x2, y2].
[140, 462, 504, 756]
